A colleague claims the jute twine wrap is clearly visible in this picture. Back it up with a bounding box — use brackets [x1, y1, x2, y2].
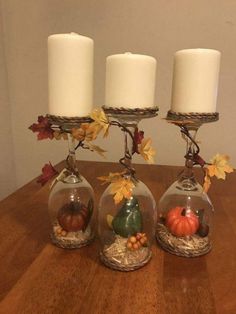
[166, 111, 219, 124]
[156, 223, 212, 258]
[102, 106, 159, 118]
[46, 114, 93, 126]
[100, 250, 152, 272]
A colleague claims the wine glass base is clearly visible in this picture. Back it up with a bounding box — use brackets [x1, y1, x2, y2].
[102, 106, 159, 122]
[166, 110, 219, 125]
[156, 223, 212, 257]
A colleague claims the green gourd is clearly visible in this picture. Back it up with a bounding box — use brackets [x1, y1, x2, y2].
[112, 196, 142, 238]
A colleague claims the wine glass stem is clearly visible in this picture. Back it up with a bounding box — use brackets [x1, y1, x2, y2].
[67, 133, 78, 173]
[123, 123, 137, 173]
[183, 127, 199, 178]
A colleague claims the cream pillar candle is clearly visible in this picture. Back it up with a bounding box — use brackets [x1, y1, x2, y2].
[48, 33, 94, 117]
[171, 49, 221, 113]
[105, 52, 157, 108]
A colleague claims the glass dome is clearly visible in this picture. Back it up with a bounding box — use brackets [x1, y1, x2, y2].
[48, 134, 94, 249]
[156, 167, 214, 257]
[98, 179, 156, 271]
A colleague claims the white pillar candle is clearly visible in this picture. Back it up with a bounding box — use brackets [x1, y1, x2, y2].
[171, 48, 221, 113]
[105, 52, 157, 108]
[48, 33, 94, 117]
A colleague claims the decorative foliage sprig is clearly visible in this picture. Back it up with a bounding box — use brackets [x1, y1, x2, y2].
[203, 154, 233, 192]
[92, 108, 156, 204]
[29, 115, 106, 185]
[167, 121, 234, 193]
[29, 108, 156, 197]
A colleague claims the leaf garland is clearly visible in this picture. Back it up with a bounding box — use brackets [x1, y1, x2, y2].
[29, 114, 106, 185]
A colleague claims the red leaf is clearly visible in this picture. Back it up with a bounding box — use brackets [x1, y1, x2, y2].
[132, 127, 144, 154]
[37, 162, 58, 185]
[29, 116, 54, 140]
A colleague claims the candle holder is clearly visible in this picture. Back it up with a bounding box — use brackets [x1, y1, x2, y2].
[156, 110, 219, 257]
[47, 114, 95, 249]
[98, 106, 158, 271]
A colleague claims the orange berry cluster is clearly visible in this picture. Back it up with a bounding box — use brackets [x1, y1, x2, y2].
[55, 225, 67, 237]
[126, 233, 148, 250]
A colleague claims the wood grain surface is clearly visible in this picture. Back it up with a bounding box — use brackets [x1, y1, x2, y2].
[0, 161, 235, 314]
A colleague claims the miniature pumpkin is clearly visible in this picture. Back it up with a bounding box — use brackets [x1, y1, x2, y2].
[166, 206, 199, 237]
[57, 200, 92, 232]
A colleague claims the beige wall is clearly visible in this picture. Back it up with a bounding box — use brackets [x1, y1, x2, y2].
[0, 0, 236, 198]
[0, 3, 16, 199]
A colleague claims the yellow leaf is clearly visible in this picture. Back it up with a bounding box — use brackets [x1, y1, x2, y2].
[97, 171, 125, 184]
[110, 178, 135, 204]
[138, 138, 156, 164]
[203, 170, 211, 193]
[71, 123, 97, 142]
[87, 143, 107, 158]
[71, 127, 86, 141]
[207, 154, 234, 180]
[90, 108, 109, 137]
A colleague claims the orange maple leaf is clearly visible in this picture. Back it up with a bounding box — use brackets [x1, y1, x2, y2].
[98, 171, 126, 184]
[90, 109, 110, 137]
[110, 178, 135, 204]
[138, 138, 156, 164]
[207, 154, 234, 180]
[203, 169, 211, 193]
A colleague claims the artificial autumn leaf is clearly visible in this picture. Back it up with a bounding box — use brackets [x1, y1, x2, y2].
[87, 143, 107, 158]
[203, 169, 211, 193]
[53, 131, 68, 140]
[138, 138, 156, 164]
[71, 123, 95, 142]
[90, 108, 109, 137]
[132, 127, 144, 154]
[29, 116, 54, 140]
[37, 162, 58, 186]
[207, 154, 234, 180]
[98, 171, 126, 185]
[110, 178, 135, 204]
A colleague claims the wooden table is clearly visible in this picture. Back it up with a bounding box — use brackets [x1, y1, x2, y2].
[0, 161, 235, 314]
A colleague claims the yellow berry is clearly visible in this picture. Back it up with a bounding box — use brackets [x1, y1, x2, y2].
[139, 238, 145, 245]
[127, 242, 133, 249]
[129, 236, 137, 244]
[61, 230, 67, 237]
[56, 227, 62, 234]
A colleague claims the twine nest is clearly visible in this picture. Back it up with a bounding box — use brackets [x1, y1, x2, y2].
[166, 110, 219, 124]
[100, 235, 152, 271]
[156, 223, 211, 257]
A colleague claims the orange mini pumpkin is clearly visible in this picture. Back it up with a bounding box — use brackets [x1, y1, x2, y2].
[166, 206, 199, 237]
